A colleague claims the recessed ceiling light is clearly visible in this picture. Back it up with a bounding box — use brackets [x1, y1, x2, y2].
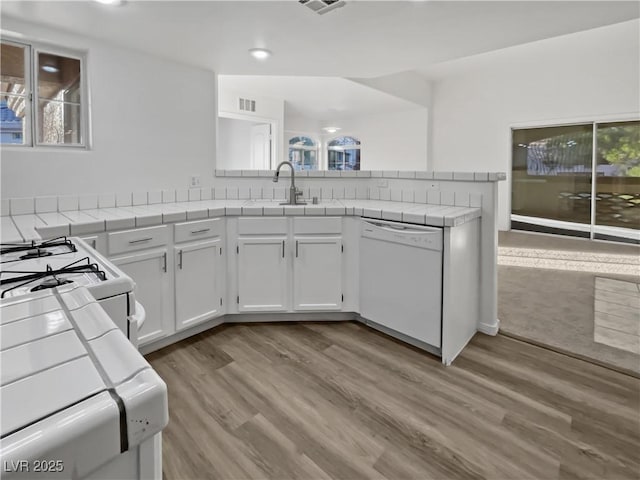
[95, 0, 125, 5]
[322, 127, 341, 134]
[249, 48, 272, 60]
[41, 65, 59, 73]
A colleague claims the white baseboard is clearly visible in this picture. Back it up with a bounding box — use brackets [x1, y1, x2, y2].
[478, 318, 500, 336]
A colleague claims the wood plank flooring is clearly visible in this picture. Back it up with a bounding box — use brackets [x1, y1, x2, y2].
[146, 322, 640, 480]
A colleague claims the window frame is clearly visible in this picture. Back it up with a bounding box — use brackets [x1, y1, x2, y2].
[510, 117, 640, 242]
[327, 135, 361, 171]
[288, 134, 319, 171]
[1, 36, 89, 150]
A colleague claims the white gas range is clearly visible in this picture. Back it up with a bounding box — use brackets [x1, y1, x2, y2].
[0, 236, 144, 347]
[0, 284, 168, 479]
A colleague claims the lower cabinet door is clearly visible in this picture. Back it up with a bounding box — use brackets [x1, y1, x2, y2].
[237, 236, 288, 312]
[111, 249, 171, 346]
[293, 236, 342, 311]
[175, 239, 223, 330]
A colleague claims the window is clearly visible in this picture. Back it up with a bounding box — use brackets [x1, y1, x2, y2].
[1, 38, 86, 147]
[328, 136, 360, 171]
[288, 135, 318, 171]
[511, 120, 639, 241]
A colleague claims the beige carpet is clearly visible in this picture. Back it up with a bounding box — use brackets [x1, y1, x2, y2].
[498, 231, 640, 375]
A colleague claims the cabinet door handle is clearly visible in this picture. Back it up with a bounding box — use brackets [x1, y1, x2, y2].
[296, 240, 299, 258]
[129, 237, 152, 244]
[191, 228, 210, 234]
[162, 252, 167, 272]
[178, 250, 183, 269]
[282, 240, 285, 258]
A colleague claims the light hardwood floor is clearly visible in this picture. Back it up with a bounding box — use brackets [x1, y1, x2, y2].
[147, 321, 640, 480]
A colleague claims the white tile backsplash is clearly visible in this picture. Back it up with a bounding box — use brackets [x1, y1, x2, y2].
[188, 189, 201, 201]
[132, 191, 148, 206]
[176, 189, 189, 202]
[345, 187, 356, 200]
[250, 188, 262, 199]
[434, 171, 454, 180]
[116, 192, 132, 207]
[441, 191, 456, 206]
[1, 199, 10, 216]
[226, 187, 239, 200]
[163, 190, 176, 203]
[379, 189, 391, 201]
[99, 193, 116, 208]
[309, 188, 321, 200]
[414, 190, 427, 204]
[262, 187, 274, 200]
[356, 187, 368, 200]
[238, 187, 250, 200]
[333, 187, 345, 199]
[35, 196, 58, 213]
[58, 195, 79, 212]
[148, 191, 162, 204]
[369, 188, 380, 200]
[321, 188, 332, 199]
[382, 171, 399, 178]
[453, 172, 475, 181]
[274, 187, 286, 200]
[78, 195, 98, 211]
[201, 188, 212, 201]
[455, 191, 470, 207]
[214, 188, 226, 200]
[398, 171, 416, 179]
[402, 190, 414, 203]
[390, 189, 403, 202]
[470, 193, 483, 208]
[427, 190, 441, 205]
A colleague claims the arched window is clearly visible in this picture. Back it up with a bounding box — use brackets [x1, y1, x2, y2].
[288, 135, 318, 171]
[327, 136, 361, 171]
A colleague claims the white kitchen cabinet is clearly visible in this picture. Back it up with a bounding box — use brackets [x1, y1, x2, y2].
[174, 239, 224, 330]
[111, 249, 172, 346]
[237, 236, 289, 312]
[293, 236, 342, 311]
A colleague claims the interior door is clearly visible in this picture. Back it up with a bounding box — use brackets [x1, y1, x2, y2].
[251, 123, 272, 169]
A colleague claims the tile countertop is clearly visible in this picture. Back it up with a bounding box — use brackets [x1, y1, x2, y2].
[1, 199, 481, 242]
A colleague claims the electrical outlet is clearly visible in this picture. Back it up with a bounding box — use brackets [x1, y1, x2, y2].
[189, 175, 201, 188]
[377, 179, 389, 188]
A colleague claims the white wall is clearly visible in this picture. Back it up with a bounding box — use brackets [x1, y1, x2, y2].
[0, 17, 217, 199]
[333, 108, 429, 171]
[283, 107, 429, 171]
[429, 19, 640, 230]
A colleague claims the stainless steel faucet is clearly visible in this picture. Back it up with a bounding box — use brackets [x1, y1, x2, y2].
[273, 161, 306, 205]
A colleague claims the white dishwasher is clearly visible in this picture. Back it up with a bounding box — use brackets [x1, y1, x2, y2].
[359, 219, 443, 352]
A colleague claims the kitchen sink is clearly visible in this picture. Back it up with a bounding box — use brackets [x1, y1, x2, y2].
[243, 199, 341, 206]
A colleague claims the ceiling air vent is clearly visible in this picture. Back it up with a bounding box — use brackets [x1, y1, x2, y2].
[239, 98, 256, 112]
[299, 0, 346, 15]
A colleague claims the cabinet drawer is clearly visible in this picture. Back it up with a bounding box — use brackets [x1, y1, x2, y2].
[108, 225, 169, 255]
[238, 217, 288, 235]
[294, 217, 342, 234]
[175, 218, 223, 243]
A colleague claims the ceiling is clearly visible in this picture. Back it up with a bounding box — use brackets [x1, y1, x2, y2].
[1, 1, 638, 79]
[219, 75, 422, 122]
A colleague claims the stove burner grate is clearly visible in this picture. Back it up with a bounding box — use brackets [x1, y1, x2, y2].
[31, 277, 73, 292]
[20, 248, 54, 260]
[0, 257, 107, 298]
[1, 237, 77, 263]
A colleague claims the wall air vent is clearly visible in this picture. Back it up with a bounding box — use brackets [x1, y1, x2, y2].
[299, 0, 346, 15]
[239, 98, 256, 112]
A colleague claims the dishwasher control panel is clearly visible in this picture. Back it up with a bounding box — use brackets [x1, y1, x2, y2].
[361, 219, 443, 251]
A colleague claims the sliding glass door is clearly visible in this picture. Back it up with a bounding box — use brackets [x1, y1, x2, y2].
[511, 120, 639, 241]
